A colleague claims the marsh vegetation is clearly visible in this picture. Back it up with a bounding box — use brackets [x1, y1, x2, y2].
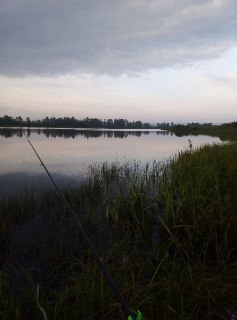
[0, 141, 237, 319]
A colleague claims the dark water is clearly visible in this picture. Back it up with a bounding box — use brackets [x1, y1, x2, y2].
[0, 127, 221, 198]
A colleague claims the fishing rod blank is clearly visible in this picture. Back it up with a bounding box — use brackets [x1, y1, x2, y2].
[24, 133, 141, 320]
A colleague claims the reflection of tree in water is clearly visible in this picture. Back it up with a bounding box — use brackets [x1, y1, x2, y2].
[84, 131, 103, 139]
[114, 131, 128, 138]
[0, 128, 32, 138]
[0, 128, 23, 138]
[0, 128, 170, 139]
[26, 128, 31, 137]
[156, 130, 169, 136]
[107, 131, 113, 138]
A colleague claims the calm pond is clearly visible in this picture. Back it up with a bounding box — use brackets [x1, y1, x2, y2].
[0, 127, 221, 198]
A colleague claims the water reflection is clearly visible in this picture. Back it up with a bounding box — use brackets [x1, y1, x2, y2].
[0, 172, 77, 199]
[0, 127, 168, 139]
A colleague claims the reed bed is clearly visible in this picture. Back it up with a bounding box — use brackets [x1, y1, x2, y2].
[0, 142, 236, 319]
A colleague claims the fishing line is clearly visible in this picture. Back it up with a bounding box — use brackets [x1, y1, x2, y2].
[24, 132, 140, 320]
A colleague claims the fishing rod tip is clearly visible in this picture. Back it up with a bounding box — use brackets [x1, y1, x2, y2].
[128, 310, 142, 320]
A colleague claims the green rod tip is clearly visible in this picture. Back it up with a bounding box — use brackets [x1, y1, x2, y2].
[128, 310, 142, 320]
[137, 310, 142, 320]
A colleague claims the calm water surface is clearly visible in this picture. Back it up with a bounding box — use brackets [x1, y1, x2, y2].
[0, 127, 221, 197]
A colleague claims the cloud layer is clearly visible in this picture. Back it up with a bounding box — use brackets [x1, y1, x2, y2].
[0, 0, 237, 76]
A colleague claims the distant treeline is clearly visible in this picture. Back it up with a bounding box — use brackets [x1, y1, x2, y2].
[0, 115, 153, 129]
[1, 115, 213, 130]
[170, 121, 237, 131]
[1, 115, 236, 138]
[158, 122, 214, 130]
[157, 121, 235, 130]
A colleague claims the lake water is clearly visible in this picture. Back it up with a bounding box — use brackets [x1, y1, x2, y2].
[0, 127, 221, 198]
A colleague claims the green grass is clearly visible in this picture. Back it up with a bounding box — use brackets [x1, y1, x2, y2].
[0, 142, 237, 319]
[171, 122, 237, 141]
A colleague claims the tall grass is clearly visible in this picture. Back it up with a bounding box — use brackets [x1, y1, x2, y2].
[0, 142, 236, 319]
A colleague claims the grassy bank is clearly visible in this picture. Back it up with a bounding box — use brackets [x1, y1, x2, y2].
[0, 142, 237, 319]
[170, 122, 237, 141]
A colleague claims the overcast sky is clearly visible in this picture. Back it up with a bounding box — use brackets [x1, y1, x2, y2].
[0, 0, 237, 123]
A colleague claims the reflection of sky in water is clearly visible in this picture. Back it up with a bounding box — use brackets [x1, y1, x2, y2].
[0, 128, 221, 197]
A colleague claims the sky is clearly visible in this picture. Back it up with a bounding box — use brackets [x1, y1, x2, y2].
[0, 0, 237, 123]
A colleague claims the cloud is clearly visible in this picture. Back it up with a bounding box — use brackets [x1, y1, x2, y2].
[0, 0, 237, 76]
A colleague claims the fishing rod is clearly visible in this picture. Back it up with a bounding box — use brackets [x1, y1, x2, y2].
[24, 132, 142, 320]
